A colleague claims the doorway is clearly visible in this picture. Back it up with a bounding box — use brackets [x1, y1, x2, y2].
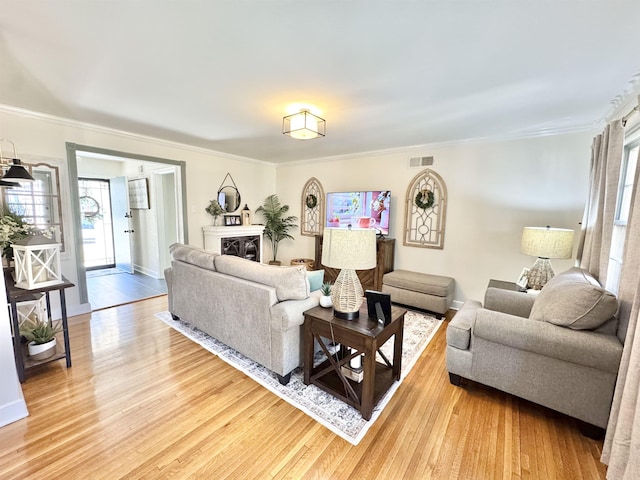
[79, 178, 115, 270]
[67, 143, 188, 311]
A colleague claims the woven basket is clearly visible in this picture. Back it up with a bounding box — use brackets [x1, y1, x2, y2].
[290, 258, 315, 271]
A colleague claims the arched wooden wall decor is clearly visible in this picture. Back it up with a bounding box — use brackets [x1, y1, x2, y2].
[404, 168, 448, 249]
[301, 177, 325, 236]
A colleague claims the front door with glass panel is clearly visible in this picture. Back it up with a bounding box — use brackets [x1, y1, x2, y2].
[79, 178, 115, 270]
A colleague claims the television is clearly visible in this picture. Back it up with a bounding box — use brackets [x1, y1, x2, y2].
[326, 190, 391, 236]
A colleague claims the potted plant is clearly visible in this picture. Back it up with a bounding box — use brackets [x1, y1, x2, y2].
[320, 282, 333, 308]
[256, 194, 298, 265]
[205, 199, 226, 225]
[0, 205, 33, 267]
[20, 317, 61, 361]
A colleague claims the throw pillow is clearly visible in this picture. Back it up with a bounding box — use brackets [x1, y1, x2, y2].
[214, 255, 309, 301]
[529, 267, 618, 330]
[307, 269, 325, 292]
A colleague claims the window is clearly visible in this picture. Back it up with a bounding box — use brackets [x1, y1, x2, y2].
[606, 141, 640, 293]
[2, 162, 65, 251]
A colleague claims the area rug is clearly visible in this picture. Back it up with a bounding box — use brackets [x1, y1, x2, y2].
[155, 310, 442, 445]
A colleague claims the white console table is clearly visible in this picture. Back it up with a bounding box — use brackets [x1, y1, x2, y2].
[202, 225, 266, 263]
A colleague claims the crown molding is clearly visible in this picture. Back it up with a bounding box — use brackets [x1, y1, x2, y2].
[0, 104, 272, 167]
[280, 123, 598, 168]
[2, 103, 598, 169]
[604, 70, 640, 122]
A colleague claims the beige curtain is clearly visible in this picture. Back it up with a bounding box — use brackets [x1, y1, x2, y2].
[576, 121, 624, 284]
[602, 144, 640, 479]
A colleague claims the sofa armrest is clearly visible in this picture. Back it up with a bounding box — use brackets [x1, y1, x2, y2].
[446, 299, 482, 350]
[474, 309, 623, 373]
[270, 291, 321, 331]
[484, 287, 535, 318]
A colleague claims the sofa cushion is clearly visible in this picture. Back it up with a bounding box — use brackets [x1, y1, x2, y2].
[214, 255, 309, 301]
[169, 243, 217, 271]
[529, 267, 618, 330]
[383, 269, 454, 297]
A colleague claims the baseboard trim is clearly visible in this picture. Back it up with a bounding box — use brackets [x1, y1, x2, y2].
[133, 264, 162, 279]
[0, 399, 29, 428]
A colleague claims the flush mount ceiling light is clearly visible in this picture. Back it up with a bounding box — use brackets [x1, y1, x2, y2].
[283, 109, 326, 140]
[0, 138, 36, 186]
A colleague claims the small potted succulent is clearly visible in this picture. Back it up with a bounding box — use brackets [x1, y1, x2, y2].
[320, 282, 333, 308]
[20, 317, 61, 361]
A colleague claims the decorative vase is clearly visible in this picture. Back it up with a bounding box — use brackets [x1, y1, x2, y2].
[28, 338, 57, 361]
[320, 295, 333, 308]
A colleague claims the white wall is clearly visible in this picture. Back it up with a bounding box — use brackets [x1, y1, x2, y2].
[275, 132, 593, 303]
[0, 106, 277, 315]
[1, 105, 594, 307]
[0, 273, 28, 427]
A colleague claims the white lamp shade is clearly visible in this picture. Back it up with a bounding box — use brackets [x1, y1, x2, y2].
[321, 228, 377, 270]
[521, 227, 574, 259]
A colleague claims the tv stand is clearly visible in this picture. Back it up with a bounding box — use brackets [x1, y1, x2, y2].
[314, 235, 395, 291]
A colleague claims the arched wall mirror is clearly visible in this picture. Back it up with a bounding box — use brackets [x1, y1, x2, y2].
[217, 172, 241, 213]
[2, 162, 65, 251]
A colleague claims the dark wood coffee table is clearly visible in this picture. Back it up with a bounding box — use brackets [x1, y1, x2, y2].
[303, 304, 406, 420]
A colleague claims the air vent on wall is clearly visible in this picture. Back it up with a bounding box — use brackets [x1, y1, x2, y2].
[409, 156, 434, 168]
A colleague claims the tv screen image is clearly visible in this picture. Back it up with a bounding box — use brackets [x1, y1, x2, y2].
[326, 190, 391, 236]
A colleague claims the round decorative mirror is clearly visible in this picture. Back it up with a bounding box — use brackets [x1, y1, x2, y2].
[217, 185, 241, 212]
[217, 172, 241, 213]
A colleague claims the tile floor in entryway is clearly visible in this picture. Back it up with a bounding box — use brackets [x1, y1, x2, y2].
[86, 268, 167, 311]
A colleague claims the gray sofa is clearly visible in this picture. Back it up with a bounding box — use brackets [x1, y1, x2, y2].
[165, 243, 321, 384]
[446, 267, 625, 430]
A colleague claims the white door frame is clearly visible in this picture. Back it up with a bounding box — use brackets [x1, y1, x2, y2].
[66, 143, 188, 305]
[153, 166, 183, 278]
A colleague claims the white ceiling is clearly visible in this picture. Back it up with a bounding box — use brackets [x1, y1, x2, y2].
[1, 1, 639, 164]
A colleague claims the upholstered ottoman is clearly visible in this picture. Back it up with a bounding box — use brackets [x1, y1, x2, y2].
[382, 270, 454, 318]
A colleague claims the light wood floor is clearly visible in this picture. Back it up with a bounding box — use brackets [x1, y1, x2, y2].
[0, 296, 607, 479]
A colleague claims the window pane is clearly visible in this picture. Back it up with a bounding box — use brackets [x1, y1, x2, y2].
[616, 145, 639, 223]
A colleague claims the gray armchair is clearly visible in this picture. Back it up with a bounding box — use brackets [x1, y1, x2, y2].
[446, 268, 624, 431]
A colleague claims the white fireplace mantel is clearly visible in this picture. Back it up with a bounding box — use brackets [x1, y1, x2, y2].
[202, 225, 266, 261]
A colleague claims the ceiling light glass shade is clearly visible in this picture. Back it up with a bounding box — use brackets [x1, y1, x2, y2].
[283, 110, 326, 140]
[322, 228, 377, 319]
[521, 226, 575, 290]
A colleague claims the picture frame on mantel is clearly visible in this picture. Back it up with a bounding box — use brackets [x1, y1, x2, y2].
[224, 215, 242, 226]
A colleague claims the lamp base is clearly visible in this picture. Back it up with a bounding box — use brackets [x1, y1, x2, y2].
[331, 268, 365, 319]
[527, 257, 555, 290]
[334, 309, 360, 320]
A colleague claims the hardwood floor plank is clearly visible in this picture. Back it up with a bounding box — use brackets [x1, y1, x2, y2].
[0, 298, 608, 479]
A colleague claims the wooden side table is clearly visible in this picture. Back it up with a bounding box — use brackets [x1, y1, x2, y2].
[488, 279, 527, 292]
[303, 304, 406, 420]
[5, 269, 75, 382]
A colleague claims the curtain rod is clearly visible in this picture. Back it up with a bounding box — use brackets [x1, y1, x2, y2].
[621, 96, 640, 127]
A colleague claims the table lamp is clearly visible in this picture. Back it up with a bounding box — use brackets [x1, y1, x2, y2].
[521, 226, 574, 290]
[321, 228, 377, 319]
